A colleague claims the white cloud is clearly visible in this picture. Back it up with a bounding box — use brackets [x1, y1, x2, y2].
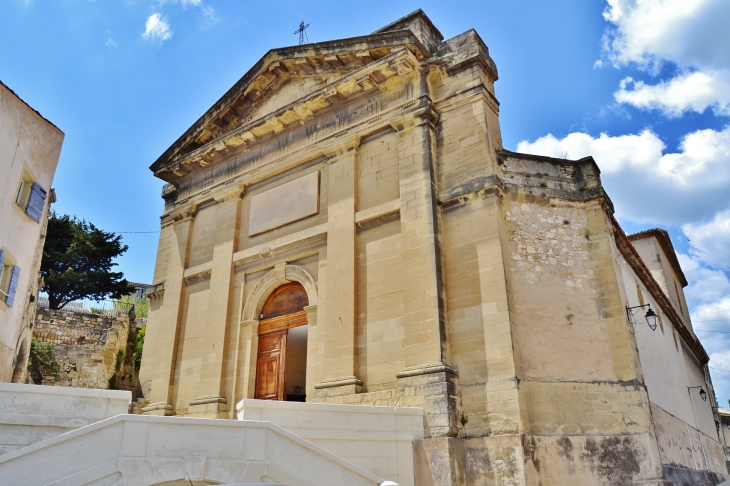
[201, 5, 216, 20]
[683, 211, 730, 270]
[160, 0, 202, 6]
[679, 253, 730, 304]
[601, 0, 730, 71]
[673, 252, 730, 402]
[615, 70, 730, 117]
[516, 130, 663, 173]
[516, 124, 730, 224]
[143, 13, 173, 42]
[155, 0, 216, 24]
[601, 0, 730, 117]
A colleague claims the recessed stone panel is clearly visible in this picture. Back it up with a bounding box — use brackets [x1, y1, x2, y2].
[248, 171, 320, 236]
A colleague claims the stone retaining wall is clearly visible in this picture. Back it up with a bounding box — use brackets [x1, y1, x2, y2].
[33, 308, 120, 346]
[32, 307, 130, 389]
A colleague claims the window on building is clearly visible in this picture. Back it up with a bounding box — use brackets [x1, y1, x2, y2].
[15, 172, 33, 208]
[673, 279, 686, 317]
[0, 249, 21, 308]
[14, 170, 47, 224]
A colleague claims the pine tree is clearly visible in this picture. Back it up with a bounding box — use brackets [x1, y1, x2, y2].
[41, 213, 135, 309]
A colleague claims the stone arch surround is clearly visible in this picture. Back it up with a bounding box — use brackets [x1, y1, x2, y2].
[241, 263, 318, 323]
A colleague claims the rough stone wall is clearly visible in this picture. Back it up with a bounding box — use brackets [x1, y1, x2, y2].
[33, 308, 130, 389]
[651, 402, 726, 474]
[415, 433, 666, 486]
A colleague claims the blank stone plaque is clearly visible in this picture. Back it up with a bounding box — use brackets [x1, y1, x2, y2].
[248, 171, 320, 236]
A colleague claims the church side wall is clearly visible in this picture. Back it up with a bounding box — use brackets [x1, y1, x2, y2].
[503, 199, 659, 436]
[617, 250, 725, 476]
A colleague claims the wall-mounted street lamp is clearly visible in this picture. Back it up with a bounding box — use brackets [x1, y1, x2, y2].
[626, 304, 658, 331]
[689, 385, 708, 402]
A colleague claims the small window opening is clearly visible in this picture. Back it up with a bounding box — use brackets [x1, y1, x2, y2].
[15, 171, 33, 209]
[636, 284, 644, 306]
[0, 249, 20, 307]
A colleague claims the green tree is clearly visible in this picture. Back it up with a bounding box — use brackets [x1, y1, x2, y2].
[28, 338, 60, 383]
[117, 294, 150, 319]
[41, 213, 135, 310]
[134, 326, 145, 369]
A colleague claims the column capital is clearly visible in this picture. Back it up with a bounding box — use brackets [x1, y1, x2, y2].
[322, 133, 361, 162]
[304, 305, 318, 326]
[213, 183, 245, 204]
[389, 96, 439, 133]
[240, 318, 260, 334]
[161, 207, 194, 228]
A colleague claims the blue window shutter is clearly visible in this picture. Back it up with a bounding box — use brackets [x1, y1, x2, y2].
[25, 183, 47, 223]
[6, 266, 20, 307]
[0, 249, 4, 269]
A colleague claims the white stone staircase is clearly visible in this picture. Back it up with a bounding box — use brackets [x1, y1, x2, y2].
[0, 414, 394, 486]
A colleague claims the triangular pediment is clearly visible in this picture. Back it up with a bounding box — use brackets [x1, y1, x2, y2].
[150, 15, 441, 181]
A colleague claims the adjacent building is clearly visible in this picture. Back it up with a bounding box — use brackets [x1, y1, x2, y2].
[0, 81, 63, 383]
[133, 10, 727, 485]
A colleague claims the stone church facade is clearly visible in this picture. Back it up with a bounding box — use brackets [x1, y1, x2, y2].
[141, 10, 727, 485]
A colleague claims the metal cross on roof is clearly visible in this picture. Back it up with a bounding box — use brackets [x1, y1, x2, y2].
[293, 20, 310, 45]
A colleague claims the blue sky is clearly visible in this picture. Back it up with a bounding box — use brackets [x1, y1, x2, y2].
[3, 1, 730, 402]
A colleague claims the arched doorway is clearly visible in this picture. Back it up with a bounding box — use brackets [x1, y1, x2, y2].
[255, 282, 309, 401]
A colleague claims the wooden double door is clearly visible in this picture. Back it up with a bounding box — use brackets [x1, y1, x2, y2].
[254, 282, 308, 401]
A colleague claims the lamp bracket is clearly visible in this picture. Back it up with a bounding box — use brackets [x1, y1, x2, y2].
[625, 304, 652, 324]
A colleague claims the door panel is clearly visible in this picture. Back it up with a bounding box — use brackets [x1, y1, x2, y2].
[255, 357, 279, 398]
[255, 331, 287, 400]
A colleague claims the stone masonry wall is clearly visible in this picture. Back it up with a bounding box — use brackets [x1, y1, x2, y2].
[34, 308, 118, 346]
[33, 308, 130, 389]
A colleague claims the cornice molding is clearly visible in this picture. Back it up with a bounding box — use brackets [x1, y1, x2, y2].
[155, 49, 418, 182]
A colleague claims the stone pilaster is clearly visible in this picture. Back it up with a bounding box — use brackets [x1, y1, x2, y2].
[188, 188, 242, 418]
[314, 136, 362, 398]
[303, 304, 318, 398]
[392, 64, 457, 437]
[141, 213, 193, 416]
[237, 318, 260, 404]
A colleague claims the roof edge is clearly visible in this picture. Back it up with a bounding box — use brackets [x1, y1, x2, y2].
[373, 9, 444, 42]
[149, 30, 427, 174]
[498, 149, 602, 175]
[0, 79, 64, 134]
[613, 217, 708, 364]
[628, 228, 688, 287]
